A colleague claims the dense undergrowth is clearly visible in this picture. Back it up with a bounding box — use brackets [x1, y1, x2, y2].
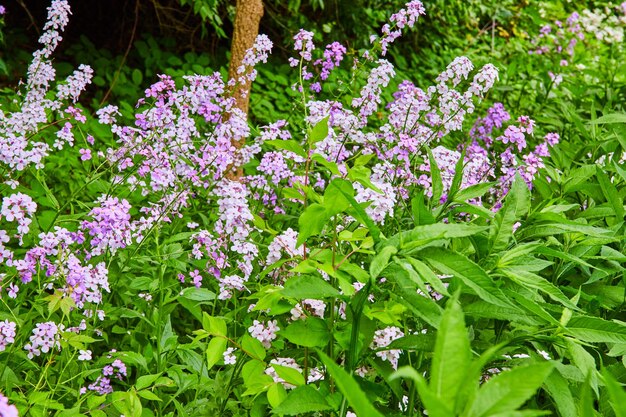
[0, 1, 626, 416]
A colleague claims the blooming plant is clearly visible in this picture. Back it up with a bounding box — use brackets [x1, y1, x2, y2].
[0, 0, 625, 416]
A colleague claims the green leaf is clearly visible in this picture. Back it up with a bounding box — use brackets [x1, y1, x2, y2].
[312, 154, 341, 175]
[466, 362, 555, 417]
[387, 333, 436, 351]
[202, 313, 227, 336]
[297, 203, 329, 246]
[430, 297, 471, 404]
[406, 257, 450, 297]
[489, 174, 530, 253]
[335, 183, 382, 243]
[448, 147, 467, 199]
[179, 287, 216, 302]
[589, 113, 626, 124]
[267, 383, 289, 408]
[280, 317, 330, 347]
[317, 350, 385, 417]
[544, 370, 577, 417]
[135, 373, 162, 391]
[384, 223, 487, 250]
[419, 248, 515, 309]
[602, 368, 626, 417]
[324, 179, 353, 216]
[412, 192, 436, 225]
[597, 169, 625, 219]
[566, 316, 626, 343]
[453, 182, 496, 202]
[111, 391, 143, 417]
[370, 246, 398, 279]
[271, 385, 334, 415]
[348, 166, 382, 193]
[137, 390, 162, 402]
[390, 367, 454, 417]
[384, 263, 442, 328]
[309, 116, 330, 145]
[242, 333, 266, 360]
[266, 139, 307, 158]
[206, 337, 227, 370]
[500, 267, 579, 310]
[272, 364, 305, 387]
[282, 275, 341, 299]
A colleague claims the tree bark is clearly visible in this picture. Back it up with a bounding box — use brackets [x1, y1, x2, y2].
[227, 0, 264, 118]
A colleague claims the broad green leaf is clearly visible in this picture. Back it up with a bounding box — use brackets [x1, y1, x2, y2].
[613, 160, 626, 183]
[282, 275, 341, 299]
[506, 290, 561, 326]
[544, 370, 577, 417]
[280, 317, 330, 347]
[242, 333, 266, 360]
[335, 183, 382, 243]
[406, 257, 451, 297]
[370, 246, 398, 279]
[489, 174, 529, 253]
[454, 182, 496, 202]
[430, 297, 471, 404]
[384, 263, 442, 327]
[267, 383, 288, 408]
[387, 333, 436, 351]
[180, 287, 216, 302]
[324, 179, 353, 216]
[412, 191, 436, 225]
[419, 248, 515, 309]
[578, 373, 595, 417]
[309, 116, 330, 144]
[272, 364, 305, 387]
[566, 316, 626, 344]
[297, 203, 330, 246]
[597, 169, 625, 219]
[601, 368, 626, 417]
[466, 362, 555, 417]
[265, 139, 307, 158]
[519, 222, 615, 239]
[312, 153, 341, 175]
[271, 385, 334, 415]
[135, 373, 162, 391]
[589, 113, 626, 124]
[348, 166, 382, 193]
[448, 146, 467, 200]
[566, 339, 598, 394]
[206, 337, 227, 370]
[394, 257, 431, 297]
[317, 350, 385, 417]
[384, 223, 487, 249]
[137, 390, 162, 402]
[500, 267, 579, 310]
[202, 313, 227, 336]
[390, 367, 454, 417]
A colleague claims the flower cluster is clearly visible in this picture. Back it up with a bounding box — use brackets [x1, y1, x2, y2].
[24, 321, 61, 358]
[1, 192, 37, 240]
[0, 320, 16, 351]
[248, 319, 280, 349]
[371, 326, 404, 369]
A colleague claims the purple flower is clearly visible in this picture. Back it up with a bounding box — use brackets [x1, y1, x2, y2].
[0, 392, 18, 417]
[79, 148, 92, 160]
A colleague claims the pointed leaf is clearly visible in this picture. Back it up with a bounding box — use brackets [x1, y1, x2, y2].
[419, 248, 515, 309]
[317, 350, 385, 417]
[467, 362, 555, 417]
[430, 297, 471, 404]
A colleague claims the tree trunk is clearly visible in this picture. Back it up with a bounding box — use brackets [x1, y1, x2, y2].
[227, 0, 264, 118]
